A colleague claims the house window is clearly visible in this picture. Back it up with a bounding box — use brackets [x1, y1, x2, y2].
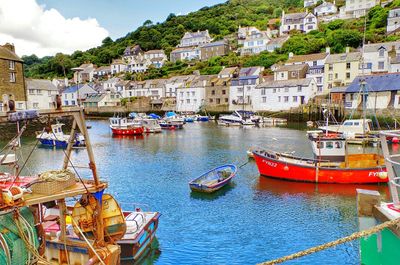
[379, 49, 385, 57]
[262, 97, 267, 103]
[36, 89, 42, 95]
[284, 87, 289, 92]
[192, 91, 195, 96]
[284, 96, 289, 102]
[273, 89, 276, 93]
[346, 63, 351, 69]
[209, 99, 213, 103]
[316, 77, 322, 83]
[71, 100, 76, 105]
[211, 90, 215, 95]
[328, 64, 333, 71]
[216, 98, 220, 104]
[186, 99, 190, 103]
[335, 73, 338, 79]
[378, 61, 385, 70]
[291, 72, 297, 78]
[313, 61, 317, 66]
[29, 89, 35, 95]
[225, 98, 228, 103]
[9, 72, 16, 82]
[328, 74, 333, 81]
[222, 90, 226, 95]
[33, 103, 39, 109]
[346, 72, 351, 79]
[293, 96, 298, 102]
[194, 99, 197, 103]
[9, 60, 15, 70]
[280, 73, 284, 78]
[318, 86, 323, 92]
[261, 89, 266, 95]
[297, 86, 302, 92]
[278, 96, 281, 102]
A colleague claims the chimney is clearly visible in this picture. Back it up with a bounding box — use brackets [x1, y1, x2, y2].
[326, 47, 331, 54]
[289, 52, 294, 58]
[2, 43, 15, 53]
[346, 47, 350, 53]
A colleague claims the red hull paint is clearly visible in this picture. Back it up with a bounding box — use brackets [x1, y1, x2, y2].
[253, 152, 388, 184]
[111, 127, 144, 136]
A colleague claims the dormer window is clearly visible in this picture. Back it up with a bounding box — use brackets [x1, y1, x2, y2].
[379, 48, 385, 57]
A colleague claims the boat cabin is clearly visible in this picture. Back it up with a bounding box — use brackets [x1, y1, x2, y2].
[308, 130, 346, 162]
[51, 123, 66, 138]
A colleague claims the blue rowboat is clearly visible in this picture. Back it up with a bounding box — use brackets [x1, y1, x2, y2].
[189, 164, 237, 193]
[197, 116, 209, 122]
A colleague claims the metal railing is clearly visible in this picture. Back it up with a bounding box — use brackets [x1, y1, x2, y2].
[379, 130, 400, 207]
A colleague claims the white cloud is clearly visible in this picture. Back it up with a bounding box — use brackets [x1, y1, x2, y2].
[0, 0, 109, 57]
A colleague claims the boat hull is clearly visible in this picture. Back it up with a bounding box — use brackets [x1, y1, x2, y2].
[189, 164, 237, 193]
[38, 138, 84, 148]
[119, 213, 160, 262]
[111, 127, 144, 135]
[253, 151, 388, 184]
[189, 179, 232, 193]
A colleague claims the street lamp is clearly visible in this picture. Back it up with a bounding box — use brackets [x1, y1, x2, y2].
[71, 67, 84, 106]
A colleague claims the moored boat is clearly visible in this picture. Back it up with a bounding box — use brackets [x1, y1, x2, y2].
[36, 123, 85, 148]
[110, 117, 144, 135]
[218, 111, 259, 126]
[141, 118, 162, 133]
[253, 131, 388, 184]
[197, 116, 209, 122]
[119, 210, 161, 262]
[189, 164, 237, 193]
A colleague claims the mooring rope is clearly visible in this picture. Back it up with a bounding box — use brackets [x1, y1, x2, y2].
[258, 217, 400, 265]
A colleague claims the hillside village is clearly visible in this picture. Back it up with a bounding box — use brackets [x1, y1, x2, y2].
[2, 0, 400, 114]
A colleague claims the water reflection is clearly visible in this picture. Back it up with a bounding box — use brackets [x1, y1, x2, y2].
[190, 182, 236, 201]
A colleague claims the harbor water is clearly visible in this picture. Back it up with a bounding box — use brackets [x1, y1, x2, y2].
[5, 121, 390, 265]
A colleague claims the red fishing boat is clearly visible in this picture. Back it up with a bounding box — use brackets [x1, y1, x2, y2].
[110, 117, 144, 135]
[253, 131, 388, 184]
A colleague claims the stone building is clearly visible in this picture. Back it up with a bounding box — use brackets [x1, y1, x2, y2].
[0, 43, 26, 111]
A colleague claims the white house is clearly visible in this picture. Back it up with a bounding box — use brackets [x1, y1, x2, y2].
[73, 63, 96, 83]
[254, 78, 317, 111]
[115, 80, 129, 97]
[62, 84, 97, 106]
[387, 8, 400, 34]
[26, 79, 58, 110]
[144, 50, 168, 68]
[176, 76, 210, 112]
[340, 0, 379, 18]
[285, 51, 330, 94]
[143, 79, 166, 99]
[304, 0, 318, 7]
[170, 47, 201, 63]
[362, 41, 400, 74]
[102, 77, 121, 92]
[280, 11, 318, 35]
[345, 73, 400, 110]
[239, 27, 271, 56]
[83, 91, 122, 108]
[94, 66, 111, 78]
[266, 36, 290, 52]
[314, 1, 338, 17]
[127, 54, 150, 73]
[229, 66, 264, 111]
[178, 30, 212, 48]
[111, 59, 127, 74]
[165, 75, 196, 98]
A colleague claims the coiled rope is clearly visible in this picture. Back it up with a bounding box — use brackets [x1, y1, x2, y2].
[38, 169, 74, 182]
[258, 217, 400, 265]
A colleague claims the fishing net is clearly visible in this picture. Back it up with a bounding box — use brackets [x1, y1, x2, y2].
[0, 207, 39, 265]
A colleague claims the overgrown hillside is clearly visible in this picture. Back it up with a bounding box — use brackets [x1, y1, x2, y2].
[22, 0, 400, 80]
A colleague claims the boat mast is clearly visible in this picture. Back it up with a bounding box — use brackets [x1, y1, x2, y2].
[361, 15, 368, 142]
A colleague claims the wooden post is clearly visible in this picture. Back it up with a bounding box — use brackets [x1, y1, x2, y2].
[356, 189, 381, 217]
[63, 120, 77, 169]
[58, 199, 68, 241]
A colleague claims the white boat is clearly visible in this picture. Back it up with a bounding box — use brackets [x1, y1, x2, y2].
[141, 118, 162, 133]
[318, 119, 373, 139]
[36, 123, 85, 148]
[218, 111, 260, 126]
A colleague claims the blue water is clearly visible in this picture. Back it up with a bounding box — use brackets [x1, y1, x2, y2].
[3, 121, 390, 265]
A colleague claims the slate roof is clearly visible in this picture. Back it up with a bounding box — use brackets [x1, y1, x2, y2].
[239, 67, 262, 77]
[267, 36, 289, 46]
[275, 63, 308, 72]
[200, 40, 226, 48]
[258, 78, 313, 88]
[346, 73, 400, 93]
[26, 79, 58, 91]
[62, 84, 93, 93]
[315, 1, 337, 11]
[85, 93, 106, 103]
[330, 87, 347, 93]
[218, 67, 238, 77]
[182, 30, 210, 39]
[145, 50, 165, 54]
[286, 53, 329, 64]
[171, 47, 197, 53]
[325, 52, 362, 64]
[112, 59, 126, 65]
[0, 45, 23, 62]
[363, 41, 400, 53]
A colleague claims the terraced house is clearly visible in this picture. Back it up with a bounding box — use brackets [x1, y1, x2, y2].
[0, 43, 26, 111]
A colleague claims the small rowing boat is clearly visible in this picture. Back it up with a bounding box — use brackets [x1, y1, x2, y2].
[189, 164, 237, 193]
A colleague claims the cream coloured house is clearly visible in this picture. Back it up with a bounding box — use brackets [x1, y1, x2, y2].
[324, 50, 362, 92]
[26, 79, 58, 110]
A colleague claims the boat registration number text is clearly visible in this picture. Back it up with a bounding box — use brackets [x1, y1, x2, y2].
[262, 160, 277, 168]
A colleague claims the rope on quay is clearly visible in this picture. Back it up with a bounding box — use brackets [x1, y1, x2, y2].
[258, 217, 400, 265]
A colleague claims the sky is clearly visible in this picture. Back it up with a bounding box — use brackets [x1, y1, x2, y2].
[0, 0, 226, 57]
